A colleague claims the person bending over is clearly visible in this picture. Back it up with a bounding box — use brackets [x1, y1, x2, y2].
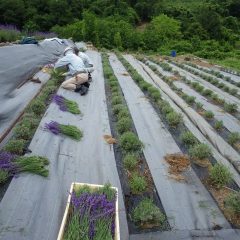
[54, 47, 93, 95]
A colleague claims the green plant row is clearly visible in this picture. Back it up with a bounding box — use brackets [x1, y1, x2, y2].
[123, 54, 240, 220]
[154, 59, 239, 116]
[144, 59, 240, 149]
[0, 69, 66, 184]
[173, 62, 240, 99]
[116, 53, 183, 129]
[102, 52, 166, 229]
[3, 69, 65, 155]
[185, 62, 240, 88]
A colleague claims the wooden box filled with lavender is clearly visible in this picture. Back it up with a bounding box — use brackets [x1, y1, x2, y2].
[57, 182, 120, 240]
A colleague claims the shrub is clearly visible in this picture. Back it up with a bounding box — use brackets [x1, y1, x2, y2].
[120, 132, 143, 153]
[224, 103, 238, 113]
[123, 154, 139, 170]
[20, 113, 40, 130]
[223, 86, 230, 92]
[196, 102, 203, 110]
[195, 85, 204, 92]
[185, 96, 196, 105]
[218, 82, 225, 88]
[116, 117, 132, 134]
[109, 81, 118, 88]
[111, 86, 119, 93]
[210, 93, 219, 102]
[209, 164, 233, 188]
[229, 88, 238, 96]
[189, 143, 211, 160]
[0, 170, 8, 184]
[204, 111, 214, 119]
[132, 198, 166, 226]
[129, 173, 147, 194]
[166, 112, 182, 127]
[225, 192, 240, 214]
[228, 132, 240, 146]
[27, 100, 45, 115]
[117, 108, 129, 120]
[4, 139, 26, 155]
[214, 120, 223, 131]
[112, 104, 125, 115]
[202, 89, 213, 97]
[111, 96, 122, 105]
[139, 81, 151, 91]
[180, 131, 198, 146]
[14, 125, 32, 140]
[161, 104, 173, 115]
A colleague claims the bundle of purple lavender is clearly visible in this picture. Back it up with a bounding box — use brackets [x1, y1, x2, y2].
[45, 121, 83, 141]
[52, 95, 81, 114]
[0, 151, 49, 184]
[63, 184, 117, 240]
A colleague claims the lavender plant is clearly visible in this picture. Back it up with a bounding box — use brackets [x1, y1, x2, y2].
[45, 121, 83, 141]
[63, 184, 116, 240]
[52, 95, 81, 114]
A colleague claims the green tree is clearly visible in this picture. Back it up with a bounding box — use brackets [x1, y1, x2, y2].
[114, 32, 123, 50]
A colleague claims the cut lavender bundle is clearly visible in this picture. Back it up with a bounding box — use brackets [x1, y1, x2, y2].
[61, 183, 118, 240]
[0, 151, 49, 184]
[45, 121, 83, 141]
[52, 95, 80, 114]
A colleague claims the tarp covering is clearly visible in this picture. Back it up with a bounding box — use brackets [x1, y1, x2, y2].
[0, 39, 73, 140]
[109, 53, 229, 231]
[124, 54, 240, 188]
[0, 51, 129, 240]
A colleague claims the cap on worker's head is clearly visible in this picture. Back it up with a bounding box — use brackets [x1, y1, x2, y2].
[63, 47, 74, 56]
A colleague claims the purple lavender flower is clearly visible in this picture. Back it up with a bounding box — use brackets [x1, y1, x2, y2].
[45, 121, 60, 135]
[0, 152, 16, 172]
[52, 95, 68, 112]
[69, 190, 116, 238]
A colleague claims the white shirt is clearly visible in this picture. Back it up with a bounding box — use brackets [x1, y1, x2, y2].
[54, 52, 86, 75]
[78, 52, 93, 67]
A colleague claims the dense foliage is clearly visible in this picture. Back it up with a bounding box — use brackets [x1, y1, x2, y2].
[0, 0, 240, 62]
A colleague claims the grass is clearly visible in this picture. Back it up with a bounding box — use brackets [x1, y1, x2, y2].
[111, 96, 122, 105]
[132, 198, 166, 226]
[189, 143, 211, 160]
[123, 154, 139, 171]
[120, 132, 143, 153]
[0, 170, 9, 184]
[64, 98, 81, 114]
[225, 192, 240, 215]
[204, 110, 214, 119]
[228, 132, 240, 146]
[180, 131, 198, 146]
[116, 117, 132, 134]
[166, 112, 182, 127]
[209, 164, 233, 188]
[223, 103, 238, 113]
[213, 57, 240, 72]
[4, 139, 26, 155]
[214, 120, 223, 131]
[129, 173, 147, 194]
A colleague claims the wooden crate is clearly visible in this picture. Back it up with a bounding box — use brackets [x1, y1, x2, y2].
[57, 182, 120, 240]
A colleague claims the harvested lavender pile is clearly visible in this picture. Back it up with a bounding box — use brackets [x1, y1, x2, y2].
[0, 151, 49, 184]
[45, 121, 83, 141]
[52, 95, 81, 114]
[63, 184, 116, 240]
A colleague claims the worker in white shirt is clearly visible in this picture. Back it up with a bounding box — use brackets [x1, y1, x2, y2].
[54, 47, 93, 95]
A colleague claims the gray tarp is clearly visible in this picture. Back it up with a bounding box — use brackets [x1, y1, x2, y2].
[138, 60, 240, 172]
[147, 60, 240, 133]
[0, 51, 129, 240]
[109, 53, 229, 231]
[124, 55, 240, 188]
[0, 40, 73, 141]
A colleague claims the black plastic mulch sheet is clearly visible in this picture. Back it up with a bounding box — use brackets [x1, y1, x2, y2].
[0, 39, 73, 140]
[0, 50, 129, 240]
